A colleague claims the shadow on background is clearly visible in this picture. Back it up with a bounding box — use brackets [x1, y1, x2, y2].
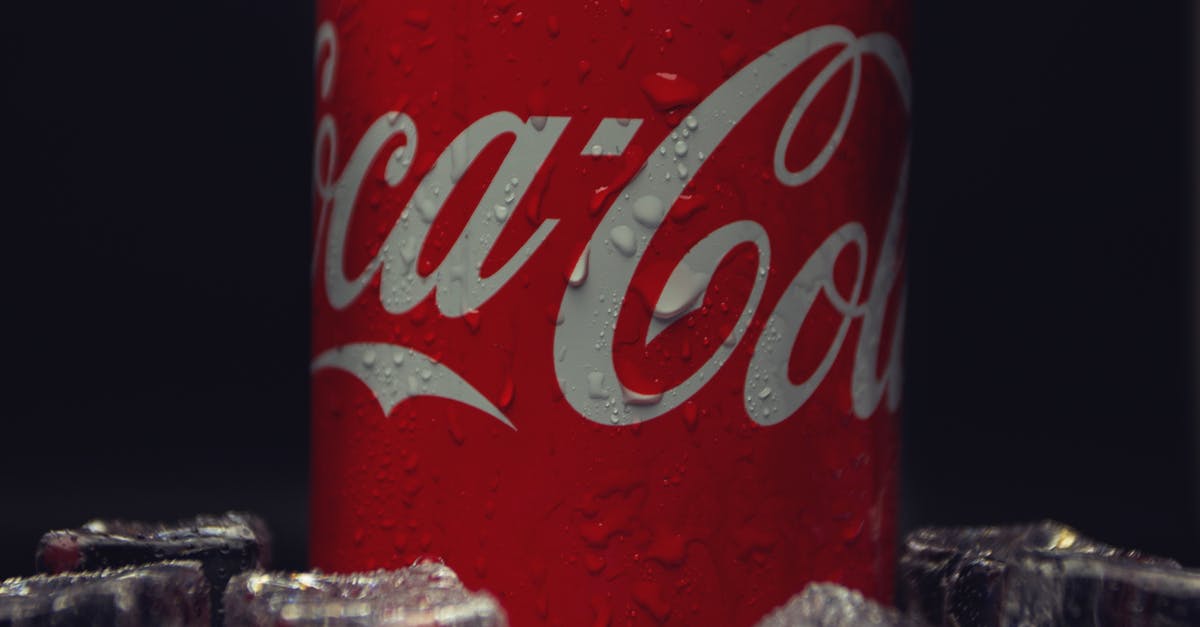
[0, 2, 315, 574]
[903, 3, 1196, 563]
[0, 1, 1194, 576]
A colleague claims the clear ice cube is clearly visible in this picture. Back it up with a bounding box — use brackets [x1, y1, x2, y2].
[36, 511, 270, 626]
[223, 560, 507, 627]
[755, 582, 926, 627]
[0, 560, 210, 627]
[899, 520, 1198, 626]
[1002, 550, 1200, 625]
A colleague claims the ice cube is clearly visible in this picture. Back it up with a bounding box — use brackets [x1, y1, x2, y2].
[36, 511, 270, 626]
[223, 560, 507, 627]
[900, 520, 1193, 626]
[1002, 550, 1200, 625]
[0, 560, 210, 626]
[755, 582, 925, 627]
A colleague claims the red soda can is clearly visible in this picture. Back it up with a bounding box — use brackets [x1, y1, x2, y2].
[310, 1, 910, 624]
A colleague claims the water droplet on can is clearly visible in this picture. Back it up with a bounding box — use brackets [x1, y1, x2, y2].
[632, 195, 664, 228]
[493, 378, 514, 411]
[654, 262, 708, 319]
[568, 245, 590, 287]
[403, 8, 432, 29]
[610, 225, 637, 256]
[640, 72, 701, 111]
[587, 372, 609, 399]
[621, 386, 663, 406]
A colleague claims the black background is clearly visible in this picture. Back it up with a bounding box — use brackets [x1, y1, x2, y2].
[0, 1, 1194, 581]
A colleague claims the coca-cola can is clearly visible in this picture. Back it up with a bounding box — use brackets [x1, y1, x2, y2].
[310, 1, 910, 624]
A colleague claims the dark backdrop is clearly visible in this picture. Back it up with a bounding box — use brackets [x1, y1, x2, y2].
[0, 2, 1194, 578]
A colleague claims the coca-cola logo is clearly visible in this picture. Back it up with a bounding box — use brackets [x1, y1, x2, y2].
[311, 23, 910, 429]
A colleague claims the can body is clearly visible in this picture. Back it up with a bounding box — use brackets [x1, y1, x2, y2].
[310, 1, 910, 625]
